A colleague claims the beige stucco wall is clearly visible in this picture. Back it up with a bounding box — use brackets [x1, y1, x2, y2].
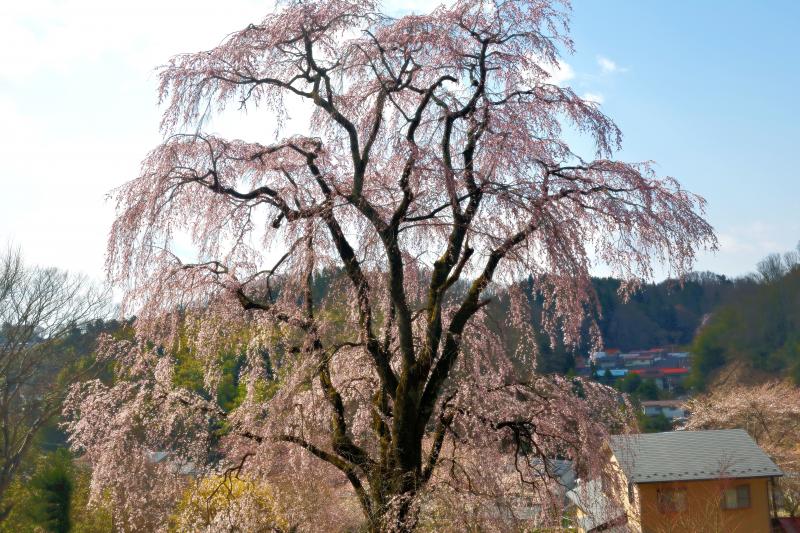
[636, 477, 772, 533]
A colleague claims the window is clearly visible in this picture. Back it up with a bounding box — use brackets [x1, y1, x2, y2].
[721, 484, 750, 510]
[657, 488, 687, 513]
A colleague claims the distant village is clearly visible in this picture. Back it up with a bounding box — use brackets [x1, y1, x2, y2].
[577, 348, 692, 424]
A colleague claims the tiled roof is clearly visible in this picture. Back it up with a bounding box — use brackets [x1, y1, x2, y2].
[609, 429, 783, 483]
[640, 400, 684, 408]
[778, 517, 800, 533]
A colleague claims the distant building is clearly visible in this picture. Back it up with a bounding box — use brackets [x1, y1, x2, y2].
[571, 429, 783, 533]
[147, 450, 199, 476]
[579, 348, 692, 391]
[462, 458, 578, 529]
[494, 459, 576, 525]
[640, 400, 688, 422]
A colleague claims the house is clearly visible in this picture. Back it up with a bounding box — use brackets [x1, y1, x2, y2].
[566, 478, 628, 532]
[490, 458, 577, 527]
[592, 429, 783, 533]
[147, 450, 200, 476]
[640, 400, 688, 422]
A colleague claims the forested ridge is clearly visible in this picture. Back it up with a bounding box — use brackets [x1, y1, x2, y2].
[5, 244, 800, 530]
[1, 245, 794, 531]
[168, 242, 800, 393]
[689, 248, 800, 388]
[527, 244, 800, 388]
[226, 266, 737, 377]
[527, 271, 737, 375]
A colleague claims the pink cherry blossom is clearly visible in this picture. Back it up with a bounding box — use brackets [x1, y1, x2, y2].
[65, 0, 715, 530]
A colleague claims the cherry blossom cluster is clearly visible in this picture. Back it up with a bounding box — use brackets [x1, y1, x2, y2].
[67, 0, 715, 530]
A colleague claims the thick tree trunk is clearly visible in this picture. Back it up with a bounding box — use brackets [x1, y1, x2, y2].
[367, 476, 421, 533]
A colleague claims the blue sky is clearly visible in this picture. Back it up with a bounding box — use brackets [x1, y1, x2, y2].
[1, 0, 798, 281]
[567, 1, 800, 274]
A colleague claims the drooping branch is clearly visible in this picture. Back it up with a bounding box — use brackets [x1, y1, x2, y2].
[323, 210, 398, 395]
[87, 1, 718, 530]
[279, 434, 375, 521]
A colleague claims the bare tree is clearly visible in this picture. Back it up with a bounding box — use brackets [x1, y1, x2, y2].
[0, 247, 106, 520]
[756, 253, 786, 283]
[685, 381, 800, 517]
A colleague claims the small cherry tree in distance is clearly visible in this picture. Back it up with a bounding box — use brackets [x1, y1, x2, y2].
[64, 0, 716, 530]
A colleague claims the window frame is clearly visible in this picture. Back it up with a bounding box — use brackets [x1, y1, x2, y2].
[657, 487, 688, 513]
[720, 483, 751, 510]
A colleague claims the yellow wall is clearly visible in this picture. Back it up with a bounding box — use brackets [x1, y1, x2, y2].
[636, 477, 772, 533]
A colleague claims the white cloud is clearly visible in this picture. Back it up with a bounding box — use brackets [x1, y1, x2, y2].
[0, 0, 421, 280]
[597, 55, 626, 74]
[0, 0, 277, 279]
[716, 221, 791, 255]
[387, 0, 455, 15]
[582, 92, 604, 104]
[0, 1, 654, 282]
[542, 59, 575, 86]
[693, 220, 800, 278]
[0, 93, 138, 279]
[0, 0, 274, 84]
[0, 0, 455, 84]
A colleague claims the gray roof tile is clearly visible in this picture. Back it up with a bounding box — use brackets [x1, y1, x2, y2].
[609, 429, 782, 483]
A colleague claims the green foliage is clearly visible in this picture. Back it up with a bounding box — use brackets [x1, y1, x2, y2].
[0, 453, 114, 533]
[615, 373, 660, 401]
[169, 476, 289, 532]
[635, 379, 660, 401]
[688, 309, 732, 389]
[68, 465, 113, 533]
[0, 318, 123, 532]
[0, 477, 34, 532]
[524, 244, 800, 388]
[173, 346, 283, 410]
[25, 450, 73, 533]
[616, 372, 642, 393]
[593, 274, 733, 351]
[691, 264, 800, 389]
[524, 274, 735, 375]
[0, 451, 74, 533]
[637, 412, 673, 433]
[172, 348, 247, 411]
